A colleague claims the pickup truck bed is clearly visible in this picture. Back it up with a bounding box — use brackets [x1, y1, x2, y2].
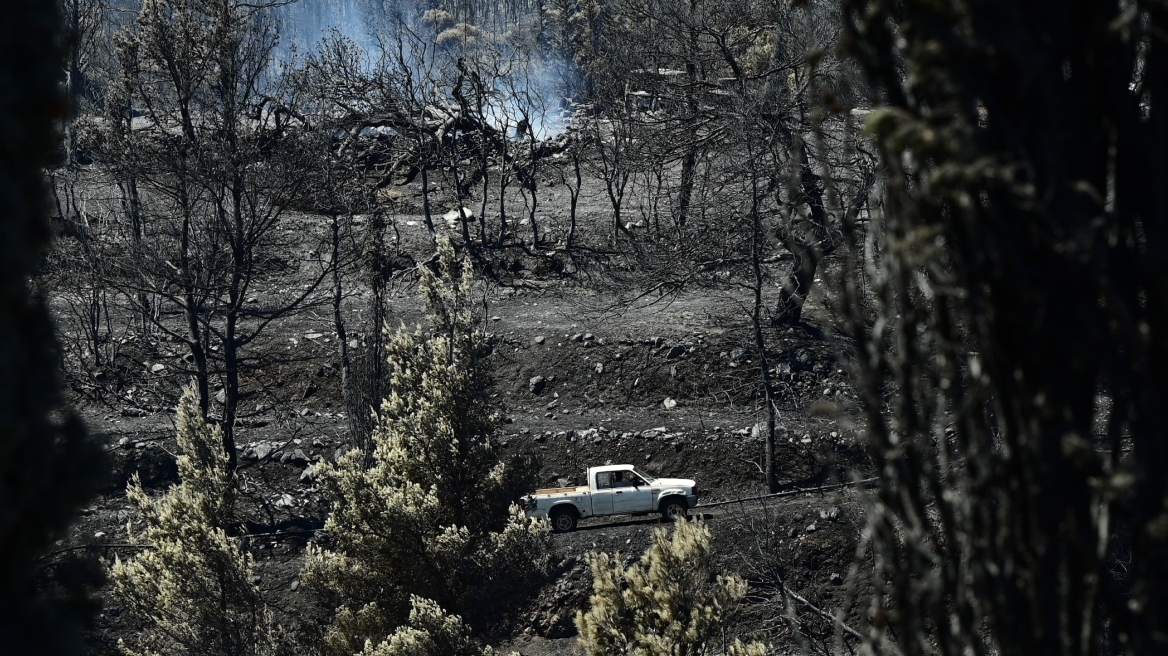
[533, 486, 588, 495]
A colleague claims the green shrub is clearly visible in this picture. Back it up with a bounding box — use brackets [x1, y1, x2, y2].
[110, 386, 280, 656]
[306, 237, 550, 654]
[577, 520, 766, 656]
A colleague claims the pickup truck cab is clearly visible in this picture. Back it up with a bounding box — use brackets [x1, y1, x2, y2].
[522, 464, 700, 532]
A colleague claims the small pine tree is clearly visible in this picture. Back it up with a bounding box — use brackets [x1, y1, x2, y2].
[576, 520, 766, 656]
[110, 385, 274, 656]
[305, 236, 549, 653]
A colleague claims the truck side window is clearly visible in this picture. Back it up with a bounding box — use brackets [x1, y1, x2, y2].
[596, 472, 613, 489]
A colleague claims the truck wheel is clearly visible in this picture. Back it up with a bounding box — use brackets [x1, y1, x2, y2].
[550, 508, 578, 533]
[661, 499, 688, 522]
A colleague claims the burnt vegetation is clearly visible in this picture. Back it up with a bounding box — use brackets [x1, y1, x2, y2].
[4, 0, 1168, 654]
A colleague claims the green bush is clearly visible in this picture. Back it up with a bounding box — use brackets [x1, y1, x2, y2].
[110, 386, 282, 656]
[577, 520, 766, 656]
[305, 237, 550, 654]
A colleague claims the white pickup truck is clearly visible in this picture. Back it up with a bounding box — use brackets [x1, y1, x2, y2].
[522, 464, 701, 532]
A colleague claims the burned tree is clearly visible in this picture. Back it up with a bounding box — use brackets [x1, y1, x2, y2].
[91, 0, 328, 470]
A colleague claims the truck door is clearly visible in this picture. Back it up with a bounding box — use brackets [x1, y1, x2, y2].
[612, 471, 654, 513]
[591, 471, 616, 515]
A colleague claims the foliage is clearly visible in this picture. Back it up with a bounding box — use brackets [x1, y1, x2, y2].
[836, 1, 1168, 653]
[360, 596, 491, 656]
[576, 519, 765, 656]
[305, 236, 550, 654]
[110, 385, 279, 656]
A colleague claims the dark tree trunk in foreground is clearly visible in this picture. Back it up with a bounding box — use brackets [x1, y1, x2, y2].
[840, 2, 1168, 653]
[0, 1, 103, 652]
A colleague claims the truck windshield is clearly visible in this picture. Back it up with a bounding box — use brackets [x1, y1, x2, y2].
[633, 468, 656, 483]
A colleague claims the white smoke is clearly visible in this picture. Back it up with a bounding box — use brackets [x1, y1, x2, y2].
[272, 0, 571, 139]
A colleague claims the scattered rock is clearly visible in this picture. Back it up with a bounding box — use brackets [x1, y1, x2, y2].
[215, 389, 226, 405]
[300, 464, 318, 482]
[312, 438, 326, 448]
[273, 494, 295, 509]
[805, 523, 817, 533]
[830, 572, 844, 585]
[348, 339, 359, 349]
[820, 506, 841, 521]
[442, 207, 475, 225]
[490, 316, 501, 322]
[534, 335, 546, 344]
[305, 332, 324, 340]
[529, 376, 547, 395]
[583, 333, 594, 341]
[666, 345, 686, 359]
[117, 510, 131, 524]
[792, 348, 815, 370]
[150, 363, 166, 374]
[663, 397, 677, 410]
[254, 443, 274, 461]
[594, 362, 604, 375]
[291, 449, 310, 466]
[728, 348, 748, 362]
[290, 580, 300, 591]
[118, 437, 132, 449]
[570, 333, 584, 342]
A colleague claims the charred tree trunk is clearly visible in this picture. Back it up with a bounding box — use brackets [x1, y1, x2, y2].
[179, 190, 210, 415]
[566, 148, 581, 249]
[420, 151, 436, 238]
[774, 139, 831, 327]
[748, 145, 780, 492]
[330, 213, 352, 450]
